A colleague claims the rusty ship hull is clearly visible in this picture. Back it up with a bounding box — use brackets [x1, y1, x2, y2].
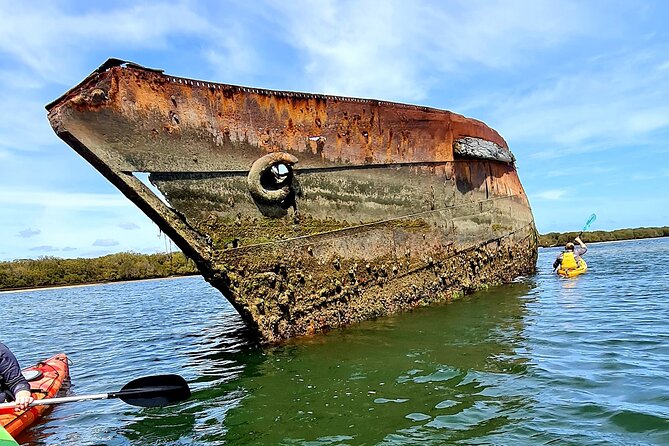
[46, 59, 537, 343]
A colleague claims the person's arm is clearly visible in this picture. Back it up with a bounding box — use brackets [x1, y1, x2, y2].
[574, 236, 587, 255]
[0, 343, 33, 410]
[553, 253, 562, 270]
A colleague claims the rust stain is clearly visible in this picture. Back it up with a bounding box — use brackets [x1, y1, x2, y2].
[46, 59, 536, 344]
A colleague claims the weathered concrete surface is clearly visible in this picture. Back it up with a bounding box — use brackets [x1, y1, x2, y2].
[46, 59, 537, 343]
[454, 136, 515, 164]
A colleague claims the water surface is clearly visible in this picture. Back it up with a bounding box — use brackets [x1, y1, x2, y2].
[2, 238, 668, 445]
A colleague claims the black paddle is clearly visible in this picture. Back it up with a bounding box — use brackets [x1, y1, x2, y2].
[0, 374, 190, 410]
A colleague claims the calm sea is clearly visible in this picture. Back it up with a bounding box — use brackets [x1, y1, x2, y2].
[1, 237, 668, 445]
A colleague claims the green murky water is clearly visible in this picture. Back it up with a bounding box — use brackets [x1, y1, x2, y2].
[2, 238, 668, 445]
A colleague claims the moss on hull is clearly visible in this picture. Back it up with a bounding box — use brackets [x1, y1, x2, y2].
[195, 192, 537, 343]
[206, 222, 537, 343]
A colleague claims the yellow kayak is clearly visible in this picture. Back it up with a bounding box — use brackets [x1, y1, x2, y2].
[557, 259, 587, 278]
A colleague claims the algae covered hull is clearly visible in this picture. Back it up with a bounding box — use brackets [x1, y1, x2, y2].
[46, 59, 537, 343]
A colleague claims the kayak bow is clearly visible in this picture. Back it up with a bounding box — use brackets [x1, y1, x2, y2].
[0, 353, 69, 439]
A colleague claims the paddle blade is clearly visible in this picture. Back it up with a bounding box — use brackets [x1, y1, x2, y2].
[582, 213, 596, 232]
[113, 374, 191, 407]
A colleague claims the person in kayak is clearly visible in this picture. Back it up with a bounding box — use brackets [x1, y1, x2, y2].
[553, 236, 588, 272]
[0, 343, 33, 411]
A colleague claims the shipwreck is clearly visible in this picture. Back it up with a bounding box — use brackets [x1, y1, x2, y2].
[46, 59, 537, 343]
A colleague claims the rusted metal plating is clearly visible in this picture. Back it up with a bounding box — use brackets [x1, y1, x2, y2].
[46, 59, 537, 343]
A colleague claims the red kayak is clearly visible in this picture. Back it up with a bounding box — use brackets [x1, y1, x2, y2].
[0, 353, 69, 438]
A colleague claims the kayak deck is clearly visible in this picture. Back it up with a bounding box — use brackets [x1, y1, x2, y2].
[557, 259, 588, 278]
[0, 354, 70, 439]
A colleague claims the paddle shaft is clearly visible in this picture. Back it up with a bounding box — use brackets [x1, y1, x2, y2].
[0, 393, 111, 409]
[0, 387, 184, 409]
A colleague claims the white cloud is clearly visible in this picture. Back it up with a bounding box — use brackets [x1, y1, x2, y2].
[626, 108, 669, 134]
[631, 170, 669, 181]
[258, 0, 592, 100]
[201, 25, 260, 81]
[118, 222, 140, 230]
[0, 2, 258, 156]
[0, 94, 58, 152]
[477, 46, 669, 160]
[93, 239, 120, 247]
[17, 228, 41, 238]
[0, 1, 213, 84]
[535, 189, 568, 200]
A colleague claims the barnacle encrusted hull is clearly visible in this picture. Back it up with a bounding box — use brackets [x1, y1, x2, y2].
[46, 59, 537, 343]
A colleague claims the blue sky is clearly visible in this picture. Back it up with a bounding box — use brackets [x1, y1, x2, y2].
[1, 0, 667, 261]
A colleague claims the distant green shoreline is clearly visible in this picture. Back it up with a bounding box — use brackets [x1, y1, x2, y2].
[0, 273, 199, 294]
[1, 226, 667, 291]
[538, 226, 669, 248]
[0, 251, 198, 292]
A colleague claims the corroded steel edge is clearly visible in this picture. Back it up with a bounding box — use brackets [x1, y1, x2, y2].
[46, 59, 537, 344]
[47, 58, 504, 142]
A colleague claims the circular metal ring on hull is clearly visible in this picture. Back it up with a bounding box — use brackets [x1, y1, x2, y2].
[247, 152, 299, 203]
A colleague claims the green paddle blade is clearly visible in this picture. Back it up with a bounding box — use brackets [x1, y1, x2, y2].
[582, 213, 596, 232]
[111, 374, 191, 408]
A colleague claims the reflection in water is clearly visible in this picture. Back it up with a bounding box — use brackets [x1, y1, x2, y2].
[220, 284, 533, 445]
[122, 411, 197, 445]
